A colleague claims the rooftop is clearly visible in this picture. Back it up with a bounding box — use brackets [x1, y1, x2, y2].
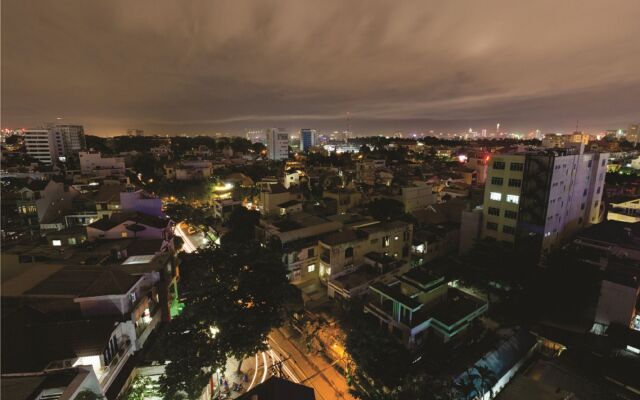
[23, 267, 140, 298]
[320, 229, 363, 246]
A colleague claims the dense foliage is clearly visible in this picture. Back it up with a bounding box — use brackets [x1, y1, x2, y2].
[159, 211, 294, 399]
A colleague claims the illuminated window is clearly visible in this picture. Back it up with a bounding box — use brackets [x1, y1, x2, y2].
[506, 194, 519, 204]
[68, 238, 77, 245]
[490, 192, 502, 201]
[121, 231, 128, 238]
[307, 264, 315, 273]
[52, 240, 62, 246]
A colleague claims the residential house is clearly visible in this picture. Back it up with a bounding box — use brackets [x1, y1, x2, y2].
[364, 266, 488, 347]
[87, 212, 172, 240]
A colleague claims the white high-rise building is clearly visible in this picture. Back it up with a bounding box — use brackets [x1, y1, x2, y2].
[24, 124, 86, 164]
[481, 146, 608, 253]
[266, 128, 289, 160]
[24, 129, 56, 164]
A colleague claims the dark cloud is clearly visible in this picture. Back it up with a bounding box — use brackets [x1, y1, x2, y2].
[2, 0, 639, 135]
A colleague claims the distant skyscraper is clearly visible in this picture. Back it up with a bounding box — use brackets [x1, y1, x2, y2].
[266, 128, 289, 160]
[24, 123, 86, 164]
[627, 124, 640, 145]
[300, 129, 317, 151]
[246, 129, 266, 144]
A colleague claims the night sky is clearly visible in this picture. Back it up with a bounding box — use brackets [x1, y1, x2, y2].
[2, 0, 639, 136]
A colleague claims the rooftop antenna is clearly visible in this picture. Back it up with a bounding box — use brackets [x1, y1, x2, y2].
[575, 119, 580, 133]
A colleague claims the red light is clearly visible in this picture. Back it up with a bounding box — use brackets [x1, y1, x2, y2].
[485, 156, 490, 162]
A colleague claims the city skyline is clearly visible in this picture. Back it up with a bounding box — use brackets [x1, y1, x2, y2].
[2, 0, 640, 136]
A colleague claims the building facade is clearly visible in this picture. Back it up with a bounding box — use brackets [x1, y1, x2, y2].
[300, 129, 317, 152]
[24, 124, 86, 164]
[266, 128, 289, 160]
[79, 151, 126, 176]
[482, 148, 608, 252]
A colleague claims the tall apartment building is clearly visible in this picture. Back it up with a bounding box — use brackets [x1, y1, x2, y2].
[24, 124, 86, 164]
[50, 124, 86, 156]
[300, 128, 317, 151]
[24, 129, 55, 164]
[266, 128, 289, 160]
[481, 147, 608, 252]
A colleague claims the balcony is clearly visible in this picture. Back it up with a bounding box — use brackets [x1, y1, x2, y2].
[96, 335, 133, 390]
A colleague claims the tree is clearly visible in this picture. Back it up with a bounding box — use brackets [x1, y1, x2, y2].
[159, 242, 293, 398]
[336, 300, 413, 399]
[75, 391, 104, 400]
[132, 153, 163, 182]
[221, 207, 260, 246]
[123, 375, 158, 400]
[85, 135, 112, 154]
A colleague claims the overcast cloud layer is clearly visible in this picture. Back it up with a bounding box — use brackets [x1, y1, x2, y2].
[2, 0, 639, 136]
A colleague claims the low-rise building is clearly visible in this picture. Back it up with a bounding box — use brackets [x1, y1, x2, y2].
[573, 220, 640, 268]
[258, 182, 301, 216]
[323, 185, 362, 214]
[608, 198, 640, 223]
[87, 212, 172, 240]
[364, 266, 488, 347]
[591, 265, 640, 335]
[79, 151, 126, 176]
[164, 160, 213, 181]
[1, 367, 104, 400]
[256, 213, 342, 282]
[318, 221, 412, 282]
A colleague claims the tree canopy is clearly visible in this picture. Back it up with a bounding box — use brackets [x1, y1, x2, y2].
[159, 228, 293, 398]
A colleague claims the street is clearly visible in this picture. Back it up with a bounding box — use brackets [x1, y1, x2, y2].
[173, 221, 353, 400]
[174, 221, 207, 253]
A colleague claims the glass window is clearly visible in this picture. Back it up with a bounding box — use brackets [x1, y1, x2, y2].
[503, 225, 516, 235]
[488, 207, 500, 216]
[52, 240, 62, 246]
[505, 210, 518, 219]
[510, 162, 524, 171]
[490, 192, 502, 201]
[493, 161, 505, 170]
[508, 178, 522, 187]
[491, 177, 504, 185]
[486, 222, 498, 231]
[68, 238, 77, 245]
[307, 264, 315, 273]
[307, 248, 315, 257]
[506, 194, 519, 204]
